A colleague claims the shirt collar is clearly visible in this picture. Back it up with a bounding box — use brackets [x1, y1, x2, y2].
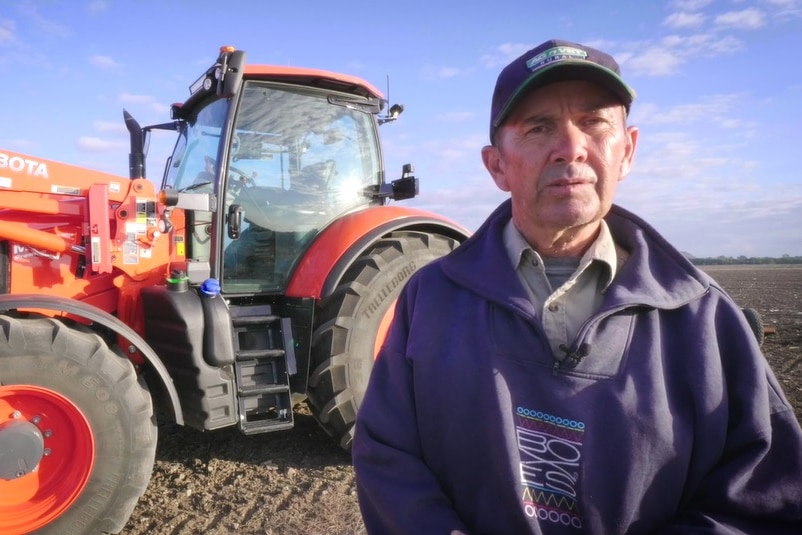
[503, 219, 619, 290]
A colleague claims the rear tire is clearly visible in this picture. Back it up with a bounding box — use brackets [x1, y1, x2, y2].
[741, 307, 765, 347]
[0, 316, 156, 535]
[307, 231, 459, 450]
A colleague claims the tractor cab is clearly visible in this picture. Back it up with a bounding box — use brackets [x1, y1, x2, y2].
[152, 47, 415, 293]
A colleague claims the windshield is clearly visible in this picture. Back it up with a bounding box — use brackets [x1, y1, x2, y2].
[224, 81, 382, 292]
[160, 81, 382, 293]
[161, 97, 227, 270]
[163, 98, 228, 192]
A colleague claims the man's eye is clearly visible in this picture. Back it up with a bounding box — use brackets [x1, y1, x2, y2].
[584, 117, 607, 126]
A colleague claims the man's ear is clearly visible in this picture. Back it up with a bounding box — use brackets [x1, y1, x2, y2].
[482, 144, 510, 192]
[619, 125, 639, 180]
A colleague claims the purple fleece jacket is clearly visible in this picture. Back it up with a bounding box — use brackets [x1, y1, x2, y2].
[352, 200, 802, 534]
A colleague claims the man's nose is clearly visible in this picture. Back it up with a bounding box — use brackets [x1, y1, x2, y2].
[550, 122, 588, 163]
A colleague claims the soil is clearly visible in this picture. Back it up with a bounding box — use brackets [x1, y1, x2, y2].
[121, 265, 802, 535]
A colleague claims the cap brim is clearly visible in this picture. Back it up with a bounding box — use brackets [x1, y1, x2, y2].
[493, 61, 637, 130]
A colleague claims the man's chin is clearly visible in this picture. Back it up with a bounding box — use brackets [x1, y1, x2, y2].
[545, 203, 602, 228]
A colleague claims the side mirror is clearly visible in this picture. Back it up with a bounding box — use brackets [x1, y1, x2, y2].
[362, 164, 419, 201]
[390, 176, 418, 201]
[391, 163, 418, 200]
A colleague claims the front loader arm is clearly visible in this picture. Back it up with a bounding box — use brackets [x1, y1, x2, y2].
[1, 150, 171, 280]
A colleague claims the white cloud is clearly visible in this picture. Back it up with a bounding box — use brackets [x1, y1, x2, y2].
[621, 34, 743, 77]
[89, 54, 123, 72]
[479, 43, 533, 69]
[88, 0, 109, 15]
[93, 120, 127, 135]
[714, 8, 767, 29]
[17, 2, 70, 39]
[764, 0, 802, 17]
[1, 137, 38, 152]
[345, 60, 367, 72]
[77, 136, 127, 153]
[421, 64, 465, 81]
[635, 93, 743, 125]
[424, 135, 485, 166]
[118, 93, 170, 114]
[766, 0, 802, 21]
[718, 118, 748, 129]
[626, 45, 684, 76]
[119, 93, 156, 105]
[437, 67, 462, 79]
[669, 0, 714, 10]
[695, 35, 745, 56]
[663, 11, 707, 28]
[0, 17, 16, 44]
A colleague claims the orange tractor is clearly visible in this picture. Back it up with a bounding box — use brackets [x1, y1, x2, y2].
[0, 46, 469, 534]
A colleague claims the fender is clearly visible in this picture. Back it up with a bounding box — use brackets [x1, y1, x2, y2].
[0, 293, 183, 425]
[286, 205, 470, 299]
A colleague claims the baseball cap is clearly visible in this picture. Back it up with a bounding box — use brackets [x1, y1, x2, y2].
[489, 39, 636, 143]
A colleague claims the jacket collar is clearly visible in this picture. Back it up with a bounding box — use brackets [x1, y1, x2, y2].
[441, 199, 710, 312]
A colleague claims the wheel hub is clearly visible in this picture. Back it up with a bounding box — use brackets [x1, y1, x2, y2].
[0, 418, 45, 480]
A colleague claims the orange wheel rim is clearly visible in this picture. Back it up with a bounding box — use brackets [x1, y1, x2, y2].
[0, 385, 95, 535]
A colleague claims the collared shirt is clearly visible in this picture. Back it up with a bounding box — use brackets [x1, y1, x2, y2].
[503, 219, 620, 358]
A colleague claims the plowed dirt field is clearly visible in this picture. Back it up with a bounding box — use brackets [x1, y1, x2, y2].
[121, 265, 802, 535]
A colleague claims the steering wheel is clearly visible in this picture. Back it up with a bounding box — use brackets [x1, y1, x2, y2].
[229, 165, 256, 188]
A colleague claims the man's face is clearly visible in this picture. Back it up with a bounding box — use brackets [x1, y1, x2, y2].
[482, 80, 638, 251]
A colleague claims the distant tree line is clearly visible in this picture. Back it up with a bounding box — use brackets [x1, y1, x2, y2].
[689, 255, 802, 265]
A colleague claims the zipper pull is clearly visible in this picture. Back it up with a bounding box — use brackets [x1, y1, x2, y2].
[555, 343, 591, 374]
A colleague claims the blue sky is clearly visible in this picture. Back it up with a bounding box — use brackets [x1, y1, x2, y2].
[1, 0, 800, 257]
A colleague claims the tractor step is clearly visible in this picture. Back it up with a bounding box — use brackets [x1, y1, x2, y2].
[230, 305, 297, 434]
[236, 348, 285, 360]
[233, 314, 281, 325]
[239, 383, 291, 396]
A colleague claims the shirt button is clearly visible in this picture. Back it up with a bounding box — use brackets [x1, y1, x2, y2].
[548, 303, 559, 312]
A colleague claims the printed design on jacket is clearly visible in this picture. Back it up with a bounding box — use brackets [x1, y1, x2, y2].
[516, 407, 585, 529]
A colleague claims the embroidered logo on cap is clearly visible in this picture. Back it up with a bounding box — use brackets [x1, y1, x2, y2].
[526, 46, 588, 72]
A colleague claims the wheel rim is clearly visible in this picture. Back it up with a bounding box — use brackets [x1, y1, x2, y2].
[373, 300, 396, 359]
[0, 385, 95, 535]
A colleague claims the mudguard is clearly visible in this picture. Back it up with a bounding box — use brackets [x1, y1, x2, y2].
[0, 293, 183, 425]
[285, 205, 470, 300]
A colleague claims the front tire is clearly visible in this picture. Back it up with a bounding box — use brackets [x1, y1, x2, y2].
[307, 231, 459, 450]
[0, 316, 156, 535]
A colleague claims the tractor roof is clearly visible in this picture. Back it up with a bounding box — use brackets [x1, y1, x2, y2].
[243, 65, 384, 100]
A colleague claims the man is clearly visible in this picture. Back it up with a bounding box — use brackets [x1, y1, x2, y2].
[351, 39, 802, 534]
